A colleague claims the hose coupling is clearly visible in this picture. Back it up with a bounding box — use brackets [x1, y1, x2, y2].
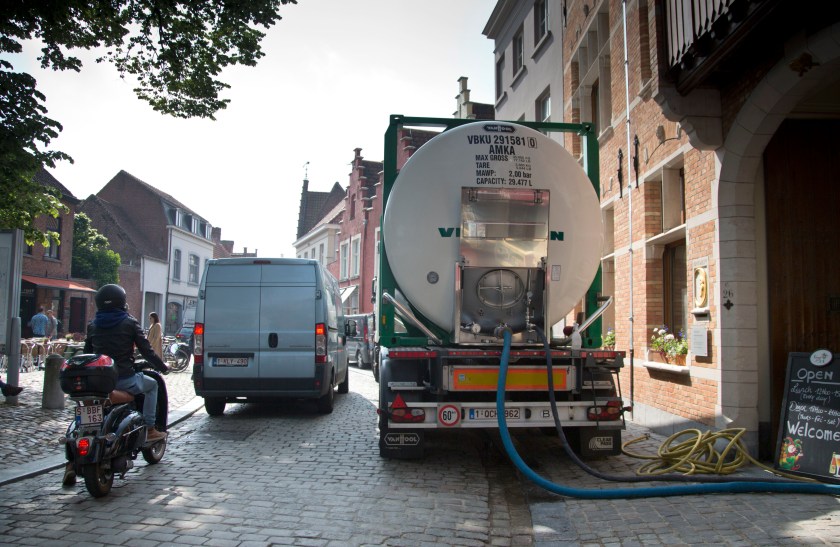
[494, 324, 513, 339]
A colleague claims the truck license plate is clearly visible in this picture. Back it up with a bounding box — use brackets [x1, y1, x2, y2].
[215, 357, 248, 367]
[75, 405, 103, 425]
[468, 408, 521, 421]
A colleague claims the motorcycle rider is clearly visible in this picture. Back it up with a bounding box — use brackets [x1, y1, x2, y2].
[63, 284, 169, 486]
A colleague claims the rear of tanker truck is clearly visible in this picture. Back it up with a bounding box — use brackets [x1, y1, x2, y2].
[375, 116, 626, 459]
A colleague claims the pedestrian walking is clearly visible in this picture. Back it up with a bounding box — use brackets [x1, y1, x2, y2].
[45, 309, 58, 340]
[148, 312, 163, 359]
[28, 307, 48, 337]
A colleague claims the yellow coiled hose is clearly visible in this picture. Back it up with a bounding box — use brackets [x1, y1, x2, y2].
[621, 427, 813, 481]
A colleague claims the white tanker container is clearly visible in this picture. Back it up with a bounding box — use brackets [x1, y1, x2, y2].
[376, 117, 625, 460]
[383, 121, 602, 342]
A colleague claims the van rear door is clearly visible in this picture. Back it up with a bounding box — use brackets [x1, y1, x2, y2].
[259, 264, 317, 382]
[202, 263, 262, 381]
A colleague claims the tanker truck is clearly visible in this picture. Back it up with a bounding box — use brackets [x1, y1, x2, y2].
[376, 115, 626, 459]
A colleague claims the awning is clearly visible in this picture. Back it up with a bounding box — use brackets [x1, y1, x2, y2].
[21, 275, 97, 293]
[340, 285, 358, 303]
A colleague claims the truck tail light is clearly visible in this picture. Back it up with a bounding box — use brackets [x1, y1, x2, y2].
[587, 400, 623, 421]
[193, 323, 204, 365]
[315, 323, 327, 363]
[387, 394, 426, 423]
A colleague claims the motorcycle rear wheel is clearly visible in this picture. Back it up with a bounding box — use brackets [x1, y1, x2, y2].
[82, 462, 113, 498]
[142, 438, 167, 464]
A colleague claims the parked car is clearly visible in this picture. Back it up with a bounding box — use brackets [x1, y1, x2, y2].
[175, 324, 194, 349]
[345, 313, 375, 369]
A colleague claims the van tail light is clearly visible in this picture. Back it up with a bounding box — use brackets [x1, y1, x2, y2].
[193, 323, 204, 365]
[315, 323, 327, 363]
[587, 400, 623, 421]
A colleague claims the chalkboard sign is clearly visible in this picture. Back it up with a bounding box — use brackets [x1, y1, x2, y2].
[775, 351, 840, 483]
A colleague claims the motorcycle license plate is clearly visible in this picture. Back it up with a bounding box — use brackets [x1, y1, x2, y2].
[76, 405, 103, 425]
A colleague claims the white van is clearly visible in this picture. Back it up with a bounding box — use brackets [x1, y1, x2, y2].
[192, 258, 351, 415]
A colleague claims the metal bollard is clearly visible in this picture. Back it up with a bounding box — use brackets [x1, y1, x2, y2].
[42, 354, 66, 409]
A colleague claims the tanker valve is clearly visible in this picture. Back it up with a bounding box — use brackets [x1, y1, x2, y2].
[461, 323, 483, 335]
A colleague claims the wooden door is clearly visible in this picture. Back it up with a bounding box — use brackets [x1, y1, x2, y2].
[765, 119, 840, 443]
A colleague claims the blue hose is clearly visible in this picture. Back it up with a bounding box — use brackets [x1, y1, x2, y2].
[496, 330, 840, 499]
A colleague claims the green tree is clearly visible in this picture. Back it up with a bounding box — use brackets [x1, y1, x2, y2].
[1, 0, 296, 244]
[72, 213, 121, 287]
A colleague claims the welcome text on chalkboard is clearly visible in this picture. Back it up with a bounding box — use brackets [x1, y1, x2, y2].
[776, 350, 840, 483]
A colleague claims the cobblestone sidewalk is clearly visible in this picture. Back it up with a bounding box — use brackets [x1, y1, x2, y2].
[0, 366, 198, 469]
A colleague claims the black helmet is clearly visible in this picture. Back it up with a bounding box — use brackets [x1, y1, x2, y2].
[95, 284, 127, 311]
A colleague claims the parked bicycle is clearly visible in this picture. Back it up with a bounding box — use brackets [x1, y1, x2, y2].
[162, 336, 191, 372]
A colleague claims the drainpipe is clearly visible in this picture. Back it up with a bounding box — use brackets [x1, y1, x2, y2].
[622, 0, 636, 412]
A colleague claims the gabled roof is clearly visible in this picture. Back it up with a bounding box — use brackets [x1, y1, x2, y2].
[108, 170, 207, 221]
[35, 168, 79, 205]
[78, 195, 164, 261]
[296, 180, 345, 239]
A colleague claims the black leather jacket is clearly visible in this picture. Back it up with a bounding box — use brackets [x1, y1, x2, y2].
[84, 312, 168, 378]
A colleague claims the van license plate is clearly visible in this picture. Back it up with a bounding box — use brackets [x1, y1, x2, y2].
[215, 357, 248, 367]
[76, 405, 103, 425]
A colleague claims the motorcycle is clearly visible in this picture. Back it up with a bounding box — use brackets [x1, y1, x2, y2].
[60, 354, 168, 498]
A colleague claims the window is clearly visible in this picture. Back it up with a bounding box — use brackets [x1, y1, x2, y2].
[45, 216, 61, 259]
[534, 0, 548, 43]
[319, 243, 325, 265]
[350, 194, 356, 220]
[351, 236, 361, 278]
[188, 254, 199, 283]
[537, 89, 551, 122]
[173, 249, 182, 281]
[512, 27, 524, 75]
[590, 80, 600, 134]
[661, 168, 686, 232]
[663, 241, 687, 336]
[340, 241, 349, 280]
[495, 54, 505, 99]
[192, 218, 200, 234]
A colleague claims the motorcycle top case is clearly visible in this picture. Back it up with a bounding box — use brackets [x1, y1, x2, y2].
[59, 354, 118, 397]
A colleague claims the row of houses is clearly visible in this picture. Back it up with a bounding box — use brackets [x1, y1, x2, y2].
[21, 169, 255, 338]
[292, 1, 840, 460]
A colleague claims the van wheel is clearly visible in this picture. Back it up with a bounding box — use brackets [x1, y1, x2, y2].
[205, 398, 225, 417]
[338, 367, 349, 394]
[317, 378, 335, 414]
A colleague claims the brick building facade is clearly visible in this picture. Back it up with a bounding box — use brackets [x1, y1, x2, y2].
[20, 169, 96, 338]
[486, 0, 840, 457]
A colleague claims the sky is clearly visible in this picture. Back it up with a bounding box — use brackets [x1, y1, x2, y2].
[13, 1, 496, 258]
